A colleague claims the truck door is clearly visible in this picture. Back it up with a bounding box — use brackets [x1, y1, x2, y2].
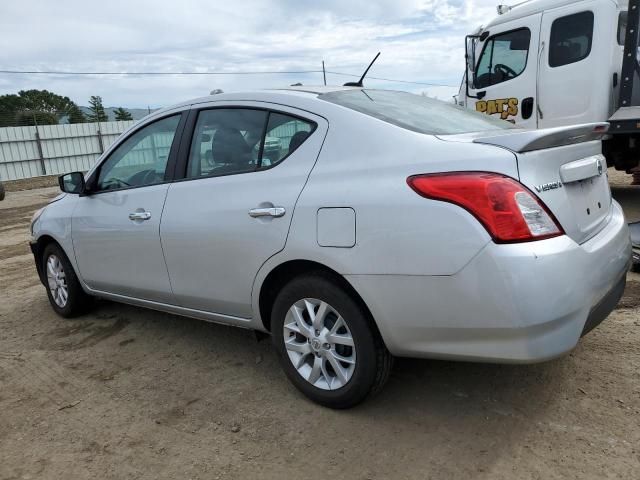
[537, 3, 601, 128]
[466, 14, 541, 128]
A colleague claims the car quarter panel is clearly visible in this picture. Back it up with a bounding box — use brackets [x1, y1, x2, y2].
[269, 111, 519, 276]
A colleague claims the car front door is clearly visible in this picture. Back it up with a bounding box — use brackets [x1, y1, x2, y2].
[160, 104, 327, 318]
[72, 112, 185, 302]
[467, 15, 541, 128]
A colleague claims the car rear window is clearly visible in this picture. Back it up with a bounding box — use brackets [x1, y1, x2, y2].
[319, 89, 515, 135]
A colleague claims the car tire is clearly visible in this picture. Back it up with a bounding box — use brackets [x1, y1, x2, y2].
[0, 182, 5, 201]
[42, 243, 92, 318]
[271, 272, 392, 408]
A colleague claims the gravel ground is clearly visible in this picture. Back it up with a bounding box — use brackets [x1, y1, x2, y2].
[0, 176, 638, 480]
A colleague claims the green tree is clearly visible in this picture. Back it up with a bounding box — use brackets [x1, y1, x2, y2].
[13, 110, 58, 126]
[114, 107, 133, 121]
[66, 104, 87, 124]
[0, 89, 80, 127]
[87, 96, 109, 122]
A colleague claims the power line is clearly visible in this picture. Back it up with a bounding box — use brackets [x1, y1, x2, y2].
[0, 68, 458, 87]
[326, 71, 456, 87]
[0, 69, 323, 76]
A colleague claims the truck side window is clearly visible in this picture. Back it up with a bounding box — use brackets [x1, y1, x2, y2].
[474, 29, 531, 89]
[549, 11, 594, 67]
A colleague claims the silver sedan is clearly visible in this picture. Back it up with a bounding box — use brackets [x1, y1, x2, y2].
[30, 87, 631, 408]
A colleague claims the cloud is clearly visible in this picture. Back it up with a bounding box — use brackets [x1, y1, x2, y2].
[0, 0, 499, 107]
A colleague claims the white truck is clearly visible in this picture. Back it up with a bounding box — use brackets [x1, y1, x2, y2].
[457, 0, 640, 176]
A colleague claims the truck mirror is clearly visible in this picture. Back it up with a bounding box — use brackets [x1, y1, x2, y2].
[466, 36, 478, 73]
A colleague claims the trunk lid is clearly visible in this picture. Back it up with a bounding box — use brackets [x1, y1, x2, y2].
[437, 123, 612, 244]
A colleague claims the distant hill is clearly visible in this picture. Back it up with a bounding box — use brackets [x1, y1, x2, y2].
[78, 106, 158, 122]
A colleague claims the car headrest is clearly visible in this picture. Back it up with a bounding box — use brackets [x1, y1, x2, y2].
[289, 131, 310, 153]
[211, 127, 249, 164]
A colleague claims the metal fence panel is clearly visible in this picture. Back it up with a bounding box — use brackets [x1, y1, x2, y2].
[0, 120, 136, 181]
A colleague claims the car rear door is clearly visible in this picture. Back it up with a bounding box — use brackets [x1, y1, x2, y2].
[160, 102, 328, 318]
[72, 112, 185, 302]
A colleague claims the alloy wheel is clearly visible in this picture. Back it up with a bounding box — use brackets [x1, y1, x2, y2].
[283, 298, 356, 390]
[46, 254, 68, 308]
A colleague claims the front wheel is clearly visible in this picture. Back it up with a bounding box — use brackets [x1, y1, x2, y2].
[42, 243, 92, 317]
[271, 273, 392, 408]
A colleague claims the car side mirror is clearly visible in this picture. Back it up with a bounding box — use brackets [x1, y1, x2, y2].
[58, 172, 85, 194]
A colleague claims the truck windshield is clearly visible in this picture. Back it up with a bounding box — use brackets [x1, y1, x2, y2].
[320, 90, 516, 135]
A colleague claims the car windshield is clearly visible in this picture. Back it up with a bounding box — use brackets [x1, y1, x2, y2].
[320, 89, 516, 135]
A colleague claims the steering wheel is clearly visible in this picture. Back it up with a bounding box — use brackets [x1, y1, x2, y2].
[126, 169, 161, 187]
[494, 63, 517, 79]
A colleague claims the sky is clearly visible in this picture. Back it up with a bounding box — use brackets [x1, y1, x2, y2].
[0, 0, 500, 108]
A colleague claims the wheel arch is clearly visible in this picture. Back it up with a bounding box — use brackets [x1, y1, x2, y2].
[256, 259, 384, 342]
[32, 234, 78, 287]
[32, 234, 62, 285]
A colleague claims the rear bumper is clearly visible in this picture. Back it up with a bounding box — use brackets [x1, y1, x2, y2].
[347, 201, 632, 363]
[581, 273, 626, 337]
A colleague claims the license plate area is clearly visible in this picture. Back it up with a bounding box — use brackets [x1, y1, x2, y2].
[565, 174, 611, 238]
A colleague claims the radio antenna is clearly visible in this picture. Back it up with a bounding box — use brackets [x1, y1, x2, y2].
[343, 52, 381, 87]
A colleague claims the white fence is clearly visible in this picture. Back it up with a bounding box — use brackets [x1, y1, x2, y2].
[0, 120, 136, 181]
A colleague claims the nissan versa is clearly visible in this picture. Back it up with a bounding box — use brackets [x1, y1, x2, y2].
[30, 88, 632, 408]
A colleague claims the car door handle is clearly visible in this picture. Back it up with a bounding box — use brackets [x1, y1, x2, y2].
[248, 207, 286, 218]
[129, 211, 152, 221]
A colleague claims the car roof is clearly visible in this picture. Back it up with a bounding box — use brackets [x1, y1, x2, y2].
[145, 86, 363, 120]
[188, 85, 361, 103]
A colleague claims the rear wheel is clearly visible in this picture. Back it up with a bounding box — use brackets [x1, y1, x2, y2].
[42, 243, 92, 317]
[271, 273, 392, 408]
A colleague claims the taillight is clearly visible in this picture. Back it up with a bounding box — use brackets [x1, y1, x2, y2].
[407, 172, 564, 243]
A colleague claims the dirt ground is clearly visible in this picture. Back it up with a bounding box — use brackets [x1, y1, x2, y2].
[0, 174, 639, 480]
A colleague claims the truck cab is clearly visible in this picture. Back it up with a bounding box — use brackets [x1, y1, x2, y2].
[459, 0, 640, 172]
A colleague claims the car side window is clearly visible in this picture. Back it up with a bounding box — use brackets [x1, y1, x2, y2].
[474, 28, 531, 89]
[549, 11, 594, 68]
[187, 109, 316, 177]
[188, 109, 268, 178]
[258, 113, 315, 168]
[96, 115, 181, 191]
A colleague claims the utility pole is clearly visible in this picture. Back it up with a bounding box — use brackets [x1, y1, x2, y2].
[322, 61, 327, 86]
[32, 112, 47, 176]
[96, 120, 104, 153]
